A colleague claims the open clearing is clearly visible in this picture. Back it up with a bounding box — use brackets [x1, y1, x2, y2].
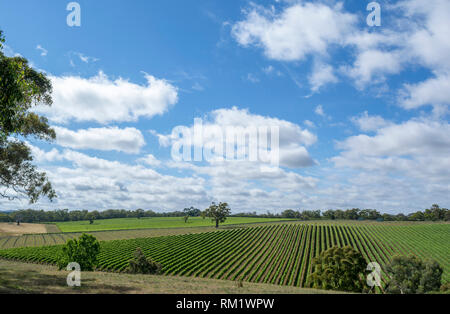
[1, 222, 448, 291]
[0, 223, 50, 236]
[54, 217, 296, 232]
[0, 259, 340, 294]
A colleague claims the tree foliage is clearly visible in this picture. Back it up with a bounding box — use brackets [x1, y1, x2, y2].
[385, 255, 443, 294]
[205, 202, 231, 228]
[57, 233, 101, 271]
[128, 247, 162, 274]
[0, 30, 56, 203]
[310, 246, 368, 292]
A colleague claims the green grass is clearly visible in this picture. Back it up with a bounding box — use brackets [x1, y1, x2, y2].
[1, 222, 448, 290]
[54, 217, 295, 232]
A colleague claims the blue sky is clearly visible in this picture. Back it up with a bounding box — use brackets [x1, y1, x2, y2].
[0, 0, 449, 213]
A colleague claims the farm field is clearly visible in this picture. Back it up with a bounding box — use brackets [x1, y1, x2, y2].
[1, 222, 448, 290]
[0, 223, 59, 237]
[0, 225, 223, 249]
[2, 219, 439, 250]
[54, 217, 297, 232]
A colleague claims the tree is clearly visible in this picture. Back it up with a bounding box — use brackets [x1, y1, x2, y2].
[205, 202, 231, 228]
[57, 234, 100, 271]
[310, 246, 368, 292]
[128, 247, 162, 274]
[281, 209, 298, 219]
[183, 206, 201, 217]
[385, 255, 443, 294]
[135, 208, 145, 219]
[0, 30, 56, 203]
[86, 212, 95, 225]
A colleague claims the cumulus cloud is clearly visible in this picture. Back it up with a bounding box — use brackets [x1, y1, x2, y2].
[54, 126, 146, 154]
[138, 154, 162, 167]
[231, 0, 450, 102]
[232, 2, 356, 61]
[332, 118, 450, 181]
[157, 107, 317, 168]
[351, 111, 392, 132]
[399, 73, 450, 110]
[308, 62, 338, 92]
[35, 71, 178, 124]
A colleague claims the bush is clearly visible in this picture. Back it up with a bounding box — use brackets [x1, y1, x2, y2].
[128, 248, 162, 274]
[310, 246, 367, 292]
[385, 255, 443, 294]
[57, 233, 100, 271]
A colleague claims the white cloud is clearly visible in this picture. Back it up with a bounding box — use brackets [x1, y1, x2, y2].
[54, 126, 146, 154]
[232, 2, 356, 61]
[232, 0, 450, 97]
[351, 111, 392, 132]
[314, 105, 326, 117]
[333, 118, 450, 181]
[36, 45, 48, 57]
[308, 62, 338, 92]
[399, 73, 450, 110]
[304, 120, 316, 128]
[36, 71, 178, 124]
[138, 154, 162, 167]
[157, 107, 317, 169]
[246, 73, 260, 83]
[343, 50, 403, 87]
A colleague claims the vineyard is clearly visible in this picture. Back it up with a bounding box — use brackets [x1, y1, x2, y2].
[0, 223, 448, 289]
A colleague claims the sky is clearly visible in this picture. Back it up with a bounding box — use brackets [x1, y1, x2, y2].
[0, 0, 449, 214]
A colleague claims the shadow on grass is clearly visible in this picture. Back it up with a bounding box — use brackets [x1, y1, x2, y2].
[0, 266, 135, 294]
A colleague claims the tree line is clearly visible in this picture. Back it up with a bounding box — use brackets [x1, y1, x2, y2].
[0, 204, 447, 224]
[235, 204, 449, 222]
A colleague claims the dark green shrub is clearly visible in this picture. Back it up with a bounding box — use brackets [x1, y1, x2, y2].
[385, 255, 443, 294]
[57, 233, 100, 271]
[128, 248, 162, 274]
[310, 246, 367, 292]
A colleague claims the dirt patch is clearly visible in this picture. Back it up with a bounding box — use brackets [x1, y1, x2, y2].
[0, 223, 48, 236]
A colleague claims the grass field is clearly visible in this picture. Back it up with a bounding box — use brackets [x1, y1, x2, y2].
[54, 217, 296, 232]
[0, 259, 339, 294]
[1, 222, 448, 290]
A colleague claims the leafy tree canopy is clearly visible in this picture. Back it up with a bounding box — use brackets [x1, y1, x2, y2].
[385, 255, 443, 294]
[0, 30, 56, 203]
[205, 202, 231, 228]
[310, 246, 368, 292]
[57, 233, 101, 271]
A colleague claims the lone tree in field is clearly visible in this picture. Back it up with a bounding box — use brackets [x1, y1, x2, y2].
[310, 246, 368, 292]
[57, 233, 101, 271]
[128, 247, 162, 274]
[0, 30, 56, 203]
[205, 202, 231, 228]
[385, 255, 443, 294]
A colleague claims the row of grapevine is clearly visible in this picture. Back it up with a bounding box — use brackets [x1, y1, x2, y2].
[0, 223, 448, 288]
